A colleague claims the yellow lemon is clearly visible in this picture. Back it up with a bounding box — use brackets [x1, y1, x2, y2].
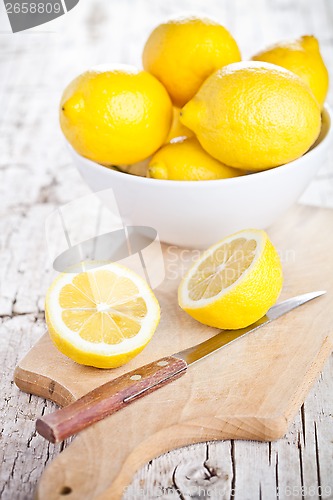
[60, 66, 172, 165]
[165, 106, 194, 143]
[142, 16, 241, 107]
[148, 136, 242, 181]
[180, 61, 321, 171]
[252, 35, 329, 108]
[178, 229, 283, 329]
[45, 263, 160, 369]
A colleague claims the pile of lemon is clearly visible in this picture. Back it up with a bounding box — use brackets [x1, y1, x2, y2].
[60, 17, 328, 180]
[49, 19, 327, 369]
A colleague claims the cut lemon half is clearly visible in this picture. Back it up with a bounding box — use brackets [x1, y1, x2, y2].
[178, 229, 283, 329]
[45, 263, 160, 368]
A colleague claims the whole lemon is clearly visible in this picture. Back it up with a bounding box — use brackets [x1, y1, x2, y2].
[148, 136, 242, 181]
[142, 16, 241, 107]
[60, 66, 173, 165]
[165, 106, 194, 143]
[180, 62, 321, 171]
[252, 35, 329, 108]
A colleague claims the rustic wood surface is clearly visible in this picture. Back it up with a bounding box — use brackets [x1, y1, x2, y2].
[12, 205, 333, 500]
[0, 0, 332, 499]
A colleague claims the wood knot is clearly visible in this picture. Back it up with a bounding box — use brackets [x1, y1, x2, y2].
[174, 458, 229, 497]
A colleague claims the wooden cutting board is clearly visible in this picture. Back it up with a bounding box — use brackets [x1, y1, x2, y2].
[15, 205, 333, 500]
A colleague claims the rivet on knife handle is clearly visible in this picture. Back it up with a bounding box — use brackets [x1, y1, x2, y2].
[36, 356, 187, 443]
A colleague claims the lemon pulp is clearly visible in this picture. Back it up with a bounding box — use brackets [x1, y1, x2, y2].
[46, 263, 160, 368]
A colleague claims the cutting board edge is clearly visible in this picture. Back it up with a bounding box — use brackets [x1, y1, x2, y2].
[282, 334, 333, 423]
[14, 365, 75, 408]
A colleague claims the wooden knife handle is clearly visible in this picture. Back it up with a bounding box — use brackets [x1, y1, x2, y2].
[36, 356, 187, 443]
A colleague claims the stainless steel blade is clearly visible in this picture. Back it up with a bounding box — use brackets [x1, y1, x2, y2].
[174, 291, 326, 366]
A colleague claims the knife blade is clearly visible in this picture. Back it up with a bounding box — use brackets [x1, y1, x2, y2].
[173, 290, 326, 366]
[36, 290, 325, 443]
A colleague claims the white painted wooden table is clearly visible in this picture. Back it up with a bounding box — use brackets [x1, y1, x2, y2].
[1, 0, 333, 498]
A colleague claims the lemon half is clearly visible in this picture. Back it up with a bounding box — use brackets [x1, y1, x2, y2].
[45, 263, 160, 368]
[178, 229, 283, 329]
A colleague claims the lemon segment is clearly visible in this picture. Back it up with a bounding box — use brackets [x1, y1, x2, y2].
[148, 137, 243, 181]
[143, 16, 241, 107]
[45, 263, 160, 368]
[252, 35, 329, 108]
[178, 229, 283, 329]
[180, 61, 321, 171]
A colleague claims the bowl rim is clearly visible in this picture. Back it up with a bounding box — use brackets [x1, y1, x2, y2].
[68, 104, 332, 188]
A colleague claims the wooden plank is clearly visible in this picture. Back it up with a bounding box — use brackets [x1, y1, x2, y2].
[0, 315, 66, 500]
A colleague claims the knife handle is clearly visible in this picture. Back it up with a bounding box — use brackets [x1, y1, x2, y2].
[36, 356, 187, 443]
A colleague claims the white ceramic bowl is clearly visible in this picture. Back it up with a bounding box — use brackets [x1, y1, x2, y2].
[69, 106, 332, 248]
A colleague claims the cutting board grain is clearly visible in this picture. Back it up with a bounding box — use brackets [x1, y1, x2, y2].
[14, 205, 333, 500]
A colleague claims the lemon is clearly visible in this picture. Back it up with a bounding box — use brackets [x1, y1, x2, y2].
[165, 106, 194, 143]
[252, 35, 329, 108]
[148, 136, 242, 181]
[142, 16, 241, 107]
[178, 229, 283, 330]
[60, 66, 172, 165]
[45, 263, 160, 369]
[180, 61, 321, 171]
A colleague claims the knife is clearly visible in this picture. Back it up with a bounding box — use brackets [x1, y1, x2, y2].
[36, 290, 325, 443]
